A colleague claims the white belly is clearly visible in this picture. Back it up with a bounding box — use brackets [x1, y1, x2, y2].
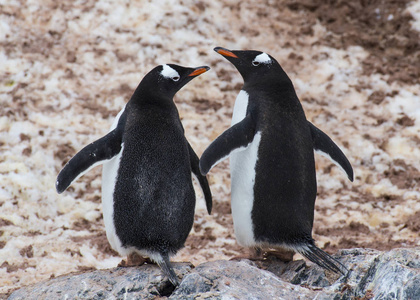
[230, 133, 261, 247]
[229, 90, 260, 247]
[100, 106, 130, 255]
[101, 146, 127, 255]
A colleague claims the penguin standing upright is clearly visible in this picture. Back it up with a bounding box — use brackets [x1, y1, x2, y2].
[200, 47, 353, 274]
[56, 64, 212, 286]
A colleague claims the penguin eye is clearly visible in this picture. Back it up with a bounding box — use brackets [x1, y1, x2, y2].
[172, 76, 180, 81]
[252, 61, 260, 66]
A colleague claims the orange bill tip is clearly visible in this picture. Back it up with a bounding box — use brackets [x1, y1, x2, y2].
[215, 48, 238, 58]
[188, 67, 210, 77]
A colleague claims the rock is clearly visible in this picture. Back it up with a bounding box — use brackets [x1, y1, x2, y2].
[255, 248, 420, 299]
[170, 260, 334, 299]
[8, 263, 194, 300]
[8, 248, 420, 300]
[352, 248, 420, 300]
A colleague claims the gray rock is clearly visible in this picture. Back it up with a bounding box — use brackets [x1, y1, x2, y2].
[8, 248, 420, 300]
[253, 248, 420, 300]
[352, 248, 420, 300]
[171, 260, 333, 299]
[8, 263, 193, 300]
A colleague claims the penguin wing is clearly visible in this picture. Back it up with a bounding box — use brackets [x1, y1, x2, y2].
[308, 121, 354, 181]
[56, 129, 123, 194]
[199, 115, 256, 175]
[188, 142, 213, 214]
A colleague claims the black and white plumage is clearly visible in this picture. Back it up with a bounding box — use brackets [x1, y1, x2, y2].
[199, 47, 353, 275]
[56, 64, 212, 286]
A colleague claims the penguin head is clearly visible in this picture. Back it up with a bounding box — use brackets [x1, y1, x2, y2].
[214, 47, 290, 84]
[153, 64, 210, 98]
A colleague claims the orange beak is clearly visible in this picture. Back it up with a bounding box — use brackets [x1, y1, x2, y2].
[215, 47, 238, 58]
[188, 66, 210, 77]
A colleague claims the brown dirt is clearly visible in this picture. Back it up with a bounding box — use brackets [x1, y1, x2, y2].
[54, 143, 76, 166]
[89, 233, 120, 257]
[19, 245, 34, 259]
[72, 219, 93, 231]
[324, 237, 417, 253]
[396, 115, 415, 127]
[0, 261, 36, 273]
[70, 232, 119, 257]
[287, 0, 420, 85]
[405, 211, 420, 232]
[385, 159, 420, 190]
[192, 98, 223, 112]
[0, 218, 13, 226]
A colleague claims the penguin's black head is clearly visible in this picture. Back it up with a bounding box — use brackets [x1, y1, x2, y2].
[158, 64, 210, 98]
[139, 64, 210, 100]
[214, 47, 290, 85]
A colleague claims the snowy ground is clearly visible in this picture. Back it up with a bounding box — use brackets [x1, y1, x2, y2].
[0, 0, 419, 296]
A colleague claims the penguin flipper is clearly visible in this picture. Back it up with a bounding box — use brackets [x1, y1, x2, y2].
[199, 115, 256, 175]
[188, 142, 213, 214]
[308, 122, 354, 182]
[56, 129, 123, 194]
[298, 242, 348, 275]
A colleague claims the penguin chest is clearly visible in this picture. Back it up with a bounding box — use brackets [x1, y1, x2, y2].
[101, 148, 127, 255]
[230, 90, 260, 247]
[100, 107, 129, 255]
[230, 133, 261, 247]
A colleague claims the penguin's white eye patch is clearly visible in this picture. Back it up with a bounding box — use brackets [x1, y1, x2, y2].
[161, 65, 180, 81]
[253, 53, 271, 65]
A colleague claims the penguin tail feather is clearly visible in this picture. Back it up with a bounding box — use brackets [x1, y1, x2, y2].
[157, 253, 180, 287]
[298, 243, 348, 275]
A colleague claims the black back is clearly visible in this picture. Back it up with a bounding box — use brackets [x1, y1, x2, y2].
[251, 91, 316, 244]
[113, 65, 209, 254]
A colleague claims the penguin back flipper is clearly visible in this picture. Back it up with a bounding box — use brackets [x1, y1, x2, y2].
[157, 253, 180, 287]
[188, 142, 212, 214]
[199, 115, 256, 175]
[298, 242, 348, 275]
[56, 129, 123, 194]
[308, 121, 354, 182]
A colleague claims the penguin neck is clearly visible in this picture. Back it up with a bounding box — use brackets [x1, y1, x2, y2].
[131, 85, 175, 109]
[244, 79, 303, 112]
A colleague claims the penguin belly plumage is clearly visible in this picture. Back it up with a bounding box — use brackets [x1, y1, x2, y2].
[101, 106, 126, 254]
[56, 64, 212, 286]
[229, 90, 260, 247]
[200, 47, 354, 275]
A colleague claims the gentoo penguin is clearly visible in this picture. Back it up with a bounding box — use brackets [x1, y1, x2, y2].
[56, 64, 212, 286]
[199, 47, 353, 274]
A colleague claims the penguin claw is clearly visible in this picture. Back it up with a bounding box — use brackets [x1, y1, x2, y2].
[118, 252, 152, 267]
[229, 247, 265, 261]
[229, 255, 263, 261]
[263, 249, 295, 262]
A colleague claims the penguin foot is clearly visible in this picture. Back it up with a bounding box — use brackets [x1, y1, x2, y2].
[230, 255, 263, 261]
[263, 249, 295, 262]
[230, 247, 265, 261]
[118, 252, 153, 267]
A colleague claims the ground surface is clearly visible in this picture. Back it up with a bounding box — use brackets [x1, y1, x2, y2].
[0, 0, 419, 297]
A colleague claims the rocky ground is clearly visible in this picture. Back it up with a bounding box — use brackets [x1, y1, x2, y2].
[0, 0, 419, 297]
[8, 248, 420, 299]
